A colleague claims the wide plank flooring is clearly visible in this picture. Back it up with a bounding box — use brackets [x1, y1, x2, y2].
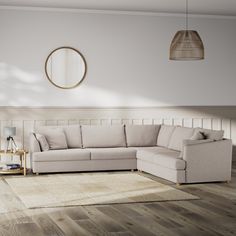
[0, 163, 235, 236]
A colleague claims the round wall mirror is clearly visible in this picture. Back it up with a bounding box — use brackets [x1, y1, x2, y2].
[45, 47, 87, 89]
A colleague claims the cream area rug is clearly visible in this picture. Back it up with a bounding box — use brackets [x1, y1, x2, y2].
[6, 172, 198, 209]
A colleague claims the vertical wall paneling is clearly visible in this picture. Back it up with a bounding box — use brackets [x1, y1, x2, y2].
[202, 118, 212, 129]
[183, 118, 193, 128]
[193, 118, 202, 128]
[0, 116, 231, 154]
[111, 119, 122, 125]
[68, 119, 79, 125]
[163, 118, 172, 125]
[173, 118, 182, 126]
[222, 119, 231, 139]
[143, 119, 153, 125]
[153, 118, 163, 125]
[0, 106, 235, 160]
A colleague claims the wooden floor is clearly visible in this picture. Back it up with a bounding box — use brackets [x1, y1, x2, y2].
[0, 164, 236, 236]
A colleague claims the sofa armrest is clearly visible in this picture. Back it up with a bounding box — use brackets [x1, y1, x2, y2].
[29, 133, 41, 153]
[183, 139, 232, 183]
[183, 139, 214, 146]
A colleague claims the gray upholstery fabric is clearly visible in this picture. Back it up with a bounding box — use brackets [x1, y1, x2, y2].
[137, 147, 185, 170]
[33, 149, 90, 162]
[31, 125, 232, 184]
[137, 160, 186, 183]
[183, 139, 232, 183]
[128, 146, 163, 151]
[168, 127, 194, 151]
[125, 125, 160, 147]
[81, 125, 126, 148]
[29, 133, 41, 153]
[194, 128, 224, 141]
[183, 139, 214, 146]
[36, 125, 82, 149]
[63, 126, 82, 148]
[33, 159, 137, 173]
[190, 131, 205, 140]
[179, 139, 214, 158]
[157, 125, 176, 147]
[40, 129, 68, 150]
[88, 148, 136, 160]
[35, 133, 49, 151]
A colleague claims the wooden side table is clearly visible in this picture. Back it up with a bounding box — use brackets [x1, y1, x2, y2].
[0, 150, 28, 176]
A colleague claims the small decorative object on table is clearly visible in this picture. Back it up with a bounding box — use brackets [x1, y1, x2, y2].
[4, 127, 18, 153]
[0, 150, 28, 176]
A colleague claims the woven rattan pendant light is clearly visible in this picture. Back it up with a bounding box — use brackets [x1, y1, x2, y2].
[170, 0, 204, 60]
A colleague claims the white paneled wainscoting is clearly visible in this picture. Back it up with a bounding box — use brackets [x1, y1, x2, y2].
[0, 117, 232, 150]
[0, 106, 235, 166]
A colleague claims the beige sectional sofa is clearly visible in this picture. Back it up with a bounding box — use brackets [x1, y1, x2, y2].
[30, 124, 232, 184]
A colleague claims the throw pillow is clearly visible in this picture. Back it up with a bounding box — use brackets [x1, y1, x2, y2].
[39, 129, 68, 150]
[190, 131, 205, 140]
[35, 133, 49, 151]
[194, 128, 224, 141]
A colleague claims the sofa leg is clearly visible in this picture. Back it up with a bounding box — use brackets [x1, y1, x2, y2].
[226, 180, 230, 184]
[176, 183, 182, 186]
[131, 169, 134, 172]
[36, 173, 39, 176]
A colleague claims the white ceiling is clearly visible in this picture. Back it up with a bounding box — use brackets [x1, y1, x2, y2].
[0, 0, 236, 16]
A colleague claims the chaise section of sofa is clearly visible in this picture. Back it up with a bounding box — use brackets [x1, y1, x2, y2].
[30, 123, 232, 184]
[182, 139, 232, 183]
[136, 125, 192, 183]
[136, 146, 186, 183]
[136, 125, 232, 184]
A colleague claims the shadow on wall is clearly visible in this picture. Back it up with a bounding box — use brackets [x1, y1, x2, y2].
[0, 63, 236, 160]
[0, 63, 46, 106]
[0, 62, 235, 108]
[0, 62, 173, 107]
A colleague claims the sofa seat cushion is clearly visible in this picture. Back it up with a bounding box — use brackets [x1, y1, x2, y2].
[128, 146, 161, 152]
[81, 125, 126, 148]
[125, 125, 161, 147]
[168, 127, 194, 151]
[137, 147, 185, 170]
[88, 148, 136, 160]
[33, 149, 90, 162]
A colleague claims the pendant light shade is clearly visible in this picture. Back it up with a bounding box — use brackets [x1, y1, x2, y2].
[169, 0, 204, 60]
[170, 30, 204, 60]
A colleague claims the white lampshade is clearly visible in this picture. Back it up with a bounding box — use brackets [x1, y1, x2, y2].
[4, 127, 16, 137]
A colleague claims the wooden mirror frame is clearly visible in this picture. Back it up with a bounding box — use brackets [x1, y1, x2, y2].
[45, 46, 87, 89]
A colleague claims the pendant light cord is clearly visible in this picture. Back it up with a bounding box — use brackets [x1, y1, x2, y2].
[186, 0, 188, 30]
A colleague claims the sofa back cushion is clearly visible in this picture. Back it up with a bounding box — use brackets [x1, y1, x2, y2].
[125, 125, 160, 147]
[63, 126, 82, 148]
[81, 125, 126, 148]
[157, 125, 176, 148]
[36, 125, 82, 148]
[194, 128, 224, 141]
[168, 127, 194, 151]
[35, 128, 68, 150]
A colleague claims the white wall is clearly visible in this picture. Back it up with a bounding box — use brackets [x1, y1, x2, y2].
[0, 8, 236, 107]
